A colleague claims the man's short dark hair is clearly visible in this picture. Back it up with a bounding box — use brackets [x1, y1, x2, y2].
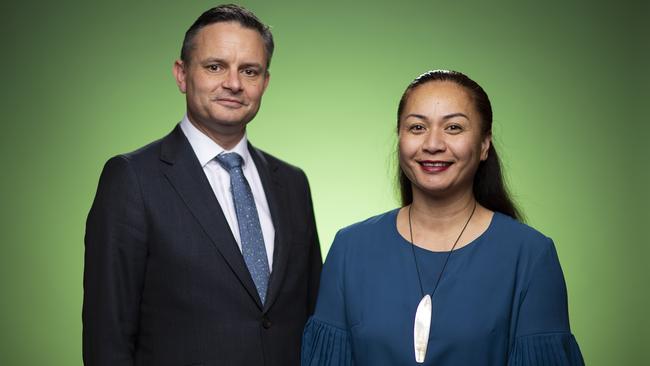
[180, 4, 274, 68]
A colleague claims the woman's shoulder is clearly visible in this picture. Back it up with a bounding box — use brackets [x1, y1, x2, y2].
[490, 212, 555, 256]
[328, 208, 400, 253]
[322, 209, 401, 271]
[336, 208, 400, 238]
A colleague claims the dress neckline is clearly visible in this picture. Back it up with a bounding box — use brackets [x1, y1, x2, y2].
[390, 208, 498, 255]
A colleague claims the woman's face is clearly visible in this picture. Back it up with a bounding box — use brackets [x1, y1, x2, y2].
[398, 81, 491, 199]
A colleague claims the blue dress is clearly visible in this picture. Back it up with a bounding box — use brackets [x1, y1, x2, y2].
[302, 210, 584, 365]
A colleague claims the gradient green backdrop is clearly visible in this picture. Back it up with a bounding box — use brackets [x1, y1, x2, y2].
[1, 0, 647, 364]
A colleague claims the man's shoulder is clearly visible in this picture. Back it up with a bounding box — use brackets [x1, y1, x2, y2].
[97, 128, 180, 181]
[122, 131, 174, 161]
[250, 145, 307, 179]
[111, 126, 181, 166]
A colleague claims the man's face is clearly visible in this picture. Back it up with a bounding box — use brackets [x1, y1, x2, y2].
[174, 21, 269, 137]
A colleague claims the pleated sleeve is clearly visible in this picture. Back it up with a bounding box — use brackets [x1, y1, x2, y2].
[509, 332, 584, 365]
[302, 231, 354, 366]
[508, 238, 585, 365]
[302, 318, 353, 366]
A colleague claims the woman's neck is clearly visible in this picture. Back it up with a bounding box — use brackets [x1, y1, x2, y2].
[397, 187, 493, 251]
[410, 188, 476, 232]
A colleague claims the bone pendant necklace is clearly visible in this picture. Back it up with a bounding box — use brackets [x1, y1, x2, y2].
[408, 201, 476, 363]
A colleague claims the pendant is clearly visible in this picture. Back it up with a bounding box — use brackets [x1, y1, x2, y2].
[413, 294, 432, 363]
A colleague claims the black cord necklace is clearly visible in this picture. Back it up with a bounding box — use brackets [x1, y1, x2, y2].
[408, 200, 477, 363]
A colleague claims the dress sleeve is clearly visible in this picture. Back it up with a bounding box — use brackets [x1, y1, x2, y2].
[301, 231, 354, 366]
[508, 238, 585, 366]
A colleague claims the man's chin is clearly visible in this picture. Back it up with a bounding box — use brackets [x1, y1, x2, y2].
[188, 113, 246, 132]
[205, 110, 250, 126]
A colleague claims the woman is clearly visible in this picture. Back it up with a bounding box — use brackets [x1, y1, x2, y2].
[302, 70, 584, 365]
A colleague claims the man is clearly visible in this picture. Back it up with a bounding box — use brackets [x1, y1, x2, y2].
[83, 5, 322, 365]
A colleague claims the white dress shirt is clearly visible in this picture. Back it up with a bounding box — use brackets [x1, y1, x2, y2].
[180, 116, 275, 269]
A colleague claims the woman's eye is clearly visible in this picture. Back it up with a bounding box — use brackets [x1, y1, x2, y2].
[409, 125, 425, 132]
[446, 124, 463, 133]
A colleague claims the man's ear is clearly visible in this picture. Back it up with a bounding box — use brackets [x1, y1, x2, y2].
[262, 70, 270, 92]
[173, 60, 187, 93]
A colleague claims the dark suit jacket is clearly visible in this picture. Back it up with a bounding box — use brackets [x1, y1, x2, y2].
[83, 125, 322, 366]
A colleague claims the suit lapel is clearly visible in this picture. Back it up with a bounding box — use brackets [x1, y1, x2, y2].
[248, 144, 291, 313]
[160, 126, 263, 308]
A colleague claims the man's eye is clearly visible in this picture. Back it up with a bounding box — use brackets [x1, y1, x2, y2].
[207, 64, 222, 72]
[242, 69, 259, 77]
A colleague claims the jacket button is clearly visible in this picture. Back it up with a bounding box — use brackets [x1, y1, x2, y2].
[262, 317, 272, 329]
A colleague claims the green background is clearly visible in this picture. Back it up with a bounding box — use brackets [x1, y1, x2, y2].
[1, 0, 647, 364]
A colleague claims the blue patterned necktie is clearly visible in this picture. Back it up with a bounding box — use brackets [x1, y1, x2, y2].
[216, 152, 270, 304]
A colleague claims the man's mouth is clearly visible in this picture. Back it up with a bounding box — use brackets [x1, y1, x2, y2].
[216, 97, 246, 106]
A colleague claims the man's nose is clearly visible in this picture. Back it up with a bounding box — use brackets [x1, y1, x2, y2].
[222, 70, 242, 92]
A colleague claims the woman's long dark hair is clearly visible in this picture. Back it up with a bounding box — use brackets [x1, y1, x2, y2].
[396, 70, 522, 221]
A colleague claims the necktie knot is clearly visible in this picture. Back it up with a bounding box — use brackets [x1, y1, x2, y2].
[216, 152, 244, 172]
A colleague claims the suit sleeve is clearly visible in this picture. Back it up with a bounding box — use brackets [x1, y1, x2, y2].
[302, 172, 322, 316]
[83, 156, 148, 366]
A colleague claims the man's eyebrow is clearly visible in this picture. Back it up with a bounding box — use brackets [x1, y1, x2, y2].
[198, 58, 264, 69]
[200, 57, 225, 63]
[239, 62, 264, 69]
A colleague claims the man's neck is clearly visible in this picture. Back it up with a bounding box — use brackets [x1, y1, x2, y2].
[187, 117, 245, 151]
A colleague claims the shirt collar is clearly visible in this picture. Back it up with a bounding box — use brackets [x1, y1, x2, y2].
[180, 114, 251, 168]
